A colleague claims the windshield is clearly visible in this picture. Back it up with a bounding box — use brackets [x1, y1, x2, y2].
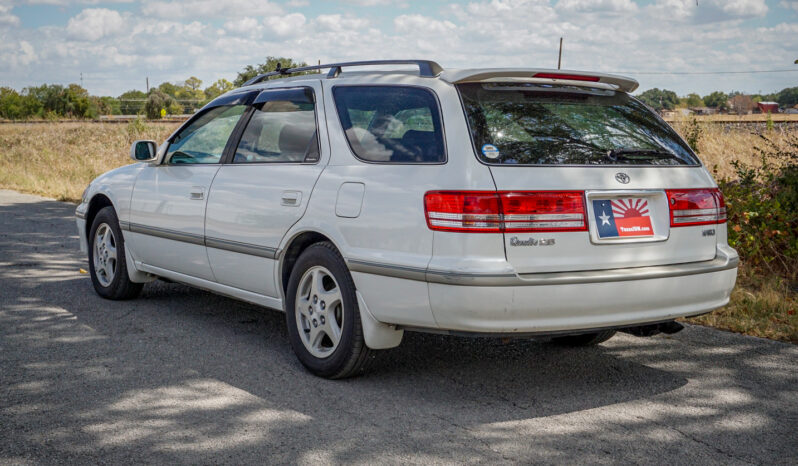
[457, 83, 699, 166]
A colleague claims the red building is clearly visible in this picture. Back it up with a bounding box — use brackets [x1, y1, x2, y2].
[757, 101, 779, 113]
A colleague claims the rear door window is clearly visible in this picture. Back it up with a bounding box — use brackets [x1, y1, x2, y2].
[234, 87, 319, 164]
[458, 83, 699, 166]
[333, 86, 445, 163]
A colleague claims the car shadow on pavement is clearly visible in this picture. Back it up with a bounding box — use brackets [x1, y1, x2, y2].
[2, 194, 797, 464]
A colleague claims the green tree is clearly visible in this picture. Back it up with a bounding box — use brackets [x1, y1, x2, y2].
[775, 87, 798, 108]
[184, 76, 202, 91]
[204, 78, 234, 101]
[157, 82, 180, 98]
[118, 90, 147, 115]
[703, 91, 728, 110]
[144, 90, 179, 119]
[234, 56, 309, 87]
[684, 93, 704, 107]
[637, 88, 680, 111]
[0, 87, 25, 119]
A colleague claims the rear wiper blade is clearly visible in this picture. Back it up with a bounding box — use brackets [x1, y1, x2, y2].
[607, 148, 678, 161]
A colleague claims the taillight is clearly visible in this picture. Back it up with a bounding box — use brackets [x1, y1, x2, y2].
[500, 191, 586, 232]
[666, 188, 727, 226]
[424, 191, 586, 233]
[424, 191, 502, 232]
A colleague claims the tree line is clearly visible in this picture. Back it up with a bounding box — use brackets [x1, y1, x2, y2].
[637, 87, 798, 113]
[1, 56, 795, 120]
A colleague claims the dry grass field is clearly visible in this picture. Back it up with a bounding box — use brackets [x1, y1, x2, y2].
[0, 121, 179, 202]
[0, 119, 795, 343]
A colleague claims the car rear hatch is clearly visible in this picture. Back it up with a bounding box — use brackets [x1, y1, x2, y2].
[456, 80, 726, 273]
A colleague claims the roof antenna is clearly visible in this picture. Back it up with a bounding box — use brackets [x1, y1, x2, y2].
[557, 37, 563, 70]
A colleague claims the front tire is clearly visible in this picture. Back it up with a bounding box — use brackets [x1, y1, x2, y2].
[88, 206, 143, 300]
[285, 242, 372, 379]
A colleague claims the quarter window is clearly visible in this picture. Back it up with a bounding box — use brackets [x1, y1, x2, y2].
[333, 86, 445, 163]
[166, 105, 247, 164]
[234, 88, 319, 164]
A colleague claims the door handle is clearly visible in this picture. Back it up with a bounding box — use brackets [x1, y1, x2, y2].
[189, 186, 205, 200]
[281, 191, 301, 206]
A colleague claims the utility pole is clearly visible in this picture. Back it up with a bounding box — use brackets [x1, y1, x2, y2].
[146, 77, 149, 93]
[557, 37, 563, 70]
[80, 72, 83, 88]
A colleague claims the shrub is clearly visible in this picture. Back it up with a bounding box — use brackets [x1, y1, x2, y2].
[684, 116, 702, 152]
[720, 132, 798, 280]
[144, 90, 179, 120]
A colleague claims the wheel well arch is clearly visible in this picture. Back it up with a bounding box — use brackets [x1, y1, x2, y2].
[85, 193, 114, 238]
[280, 230, 339, 295]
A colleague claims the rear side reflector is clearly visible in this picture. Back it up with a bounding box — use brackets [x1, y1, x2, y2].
[666, 188, 727, 226]
[533, 72, 601, 82]
[425, 191, 587, 233]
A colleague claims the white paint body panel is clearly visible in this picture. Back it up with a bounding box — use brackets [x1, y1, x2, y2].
[128, 165, 220, 280]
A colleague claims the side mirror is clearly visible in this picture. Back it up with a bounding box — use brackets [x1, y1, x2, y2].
[130, 140, 157, 162]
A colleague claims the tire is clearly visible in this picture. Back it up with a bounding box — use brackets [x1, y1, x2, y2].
[88, 206, 143, 300]
[285, 242, 372, 379]
[550, 330, 616, 347]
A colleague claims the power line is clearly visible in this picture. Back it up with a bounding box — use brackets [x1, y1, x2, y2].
[612, 69, 798, 76]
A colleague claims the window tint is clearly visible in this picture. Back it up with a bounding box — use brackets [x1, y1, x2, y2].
[458, 83, 699, 166]
[333, 86, 445, 163]
[234, 91, 319, 164]
[166, 105, 246, 164]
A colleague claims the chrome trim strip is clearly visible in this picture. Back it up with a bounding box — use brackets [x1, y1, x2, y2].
[75, 210, 86, 220]
[346, 248, 738, 287]
[347, 259, 428, 282]
[122, 222, 279, 259]
[127, 222, 205, 246]
[205, 236, 278, 259]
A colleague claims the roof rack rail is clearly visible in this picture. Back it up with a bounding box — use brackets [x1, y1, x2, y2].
[242, 60, 443, 86]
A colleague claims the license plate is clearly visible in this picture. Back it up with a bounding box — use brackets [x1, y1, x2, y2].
[592, 198, 654, 238]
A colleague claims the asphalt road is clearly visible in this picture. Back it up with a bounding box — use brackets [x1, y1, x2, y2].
[1, 189, 797, 465]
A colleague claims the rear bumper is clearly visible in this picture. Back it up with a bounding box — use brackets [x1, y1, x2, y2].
[348, 245, 738, 334]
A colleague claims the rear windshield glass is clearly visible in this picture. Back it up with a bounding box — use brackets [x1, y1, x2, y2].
[458, 83, 699, 166]
[333, 86, 445, 163]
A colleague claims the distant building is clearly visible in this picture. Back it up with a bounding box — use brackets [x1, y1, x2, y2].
[757, 101, 779, 114]
[690, 107, 716, 115]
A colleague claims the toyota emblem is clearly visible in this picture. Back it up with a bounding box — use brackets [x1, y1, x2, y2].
[615, 173, 630, 184]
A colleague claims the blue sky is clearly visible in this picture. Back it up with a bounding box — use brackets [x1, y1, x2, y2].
[1, 0, 796, 97]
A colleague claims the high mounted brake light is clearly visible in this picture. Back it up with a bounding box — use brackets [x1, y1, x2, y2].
[424, 191, 587, 233]
[533, 73, 600, 82]
[666, 188, 727, 227]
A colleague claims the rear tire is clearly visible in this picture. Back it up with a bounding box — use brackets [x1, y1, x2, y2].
[285, 242, 372, 379]
[550, 330, 616, 347]
[88, 206, 143, 300]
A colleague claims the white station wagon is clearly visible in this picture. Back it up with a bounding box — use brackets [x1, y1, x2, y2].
[76, 60, 738, 378]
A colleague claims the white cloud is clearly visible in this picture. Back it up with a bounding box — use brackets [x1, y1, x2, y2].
[141, 0, 283, 19]
[0, 3, 19, 26]
[66, 8, 125, 41]
[780, 1, 798, 11]
[648, 0, 768, 22]
[557, 0, 637, 13]
[286, 0, 309, 5]
[263, 13, 306, 37]
[0, 0, 795, 97]
[342, 0, 393, 5]
[313, 14, 369, 32]
[394, 14, 456, 34]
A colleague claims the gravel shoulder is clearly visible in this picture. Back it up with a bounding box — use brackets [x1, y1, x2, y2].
[1, 189, 796, 465]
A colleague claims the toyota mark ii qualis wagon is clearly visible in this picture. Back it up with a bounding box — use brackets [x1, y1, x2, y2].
[76, 60, 738, 378]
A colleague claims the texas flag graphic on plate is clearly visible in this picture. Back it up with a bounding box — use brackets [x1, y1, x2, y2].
[592, 198, 654, 238]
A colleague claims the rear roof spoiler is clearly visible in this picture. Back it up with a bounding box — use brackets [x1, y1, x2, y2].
[440, 68, 639, 93]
